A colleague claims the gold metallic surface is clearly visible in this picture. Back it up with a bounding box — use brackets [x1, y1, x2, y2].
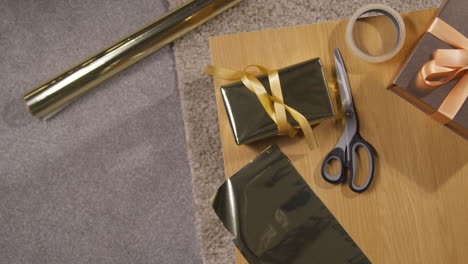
[24, 0, 242, 119]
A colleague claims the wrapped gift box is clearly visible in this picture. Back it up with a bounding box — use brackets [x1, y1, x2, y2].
[390, 0, 467, 139]
[220, 58, 335, 145]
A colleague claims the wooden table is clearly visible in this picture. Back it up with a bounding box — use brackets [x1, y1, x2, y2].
[209, 9, 468, 264]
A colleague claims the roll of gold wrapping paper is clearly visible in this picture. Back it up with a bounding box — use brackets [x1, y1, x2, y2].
[24, 0, 242, 119]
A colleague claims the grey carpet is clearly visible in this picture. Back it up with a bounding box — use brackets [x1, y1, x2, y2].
[168, 0, 440, 263]
[0, 1, 201, 263]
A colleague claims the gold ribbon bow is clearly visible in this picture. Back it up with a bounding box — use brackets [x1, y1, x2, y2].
[420, 18, 468, 123]
[205, 65, 318, 150]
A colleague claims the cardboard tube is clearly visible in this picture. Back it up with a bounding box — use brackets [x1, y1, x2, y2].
[24, 0, 242, 119]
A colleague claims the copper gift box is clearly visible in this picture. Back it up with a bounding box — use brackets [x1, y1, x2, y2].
[221, 58, 335, 145]
[390, 0, 467, 139]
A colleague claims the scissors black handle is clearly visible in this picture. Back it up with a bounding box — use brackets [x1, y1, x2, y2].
[347, 134, 375, 193]
[321, 134, 375, 193]
[321, 147, 346, 184]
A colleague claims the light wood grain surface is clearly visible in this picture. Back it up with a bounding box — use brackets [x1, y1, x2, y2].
[209, 9, 468, 264]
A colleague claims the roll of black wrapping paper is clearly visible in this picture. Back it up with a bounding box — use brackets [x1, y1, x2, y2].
[24, 0, 242, 119]
[212, 145, 370, 264]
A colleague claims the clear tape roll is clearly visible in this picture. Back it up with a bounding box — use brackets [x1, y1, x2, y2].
[346, 4, 406, 63]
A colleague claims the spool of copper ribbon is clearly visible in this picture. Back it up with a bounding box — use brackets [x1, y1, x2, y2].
[24, 0, 242, 119]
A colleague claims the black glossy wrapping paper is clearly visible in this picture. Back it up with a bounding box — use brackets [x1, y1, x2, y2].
[211, 145, 370, 264]
[221, 58, 335, 145]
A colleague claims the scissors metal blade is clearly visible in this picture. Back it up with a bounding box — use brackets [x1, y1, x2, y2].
[334, 48, 354, 111]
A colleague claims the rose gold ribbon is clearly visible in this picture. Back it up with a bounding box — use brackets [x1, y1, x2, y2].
[420, 18, 468, 123]
[205, 65, 318, 150]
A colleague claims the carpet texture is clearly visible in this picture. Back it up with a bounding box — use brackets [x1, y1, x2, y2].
[0, 1, 201, 263]
[168, 0, 440, 263]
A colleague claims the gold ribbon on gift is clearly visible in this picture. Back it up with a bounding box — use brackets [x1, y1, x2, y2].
[205, 65, 318, 150]
[420, 18, 468, 124]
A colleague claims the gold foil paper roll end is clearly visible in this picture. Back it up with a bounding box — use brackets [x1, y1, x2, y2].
[24, 86, 47, 119]
[24, 82, 69, 119]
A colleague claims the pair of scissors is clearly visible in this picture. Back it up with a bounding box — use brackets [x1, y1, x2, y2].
[320, 48, 376, 193]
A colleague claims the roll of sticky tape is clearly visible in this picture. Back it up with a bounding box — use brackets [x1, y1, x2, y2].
[346, 4, 406, 63]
